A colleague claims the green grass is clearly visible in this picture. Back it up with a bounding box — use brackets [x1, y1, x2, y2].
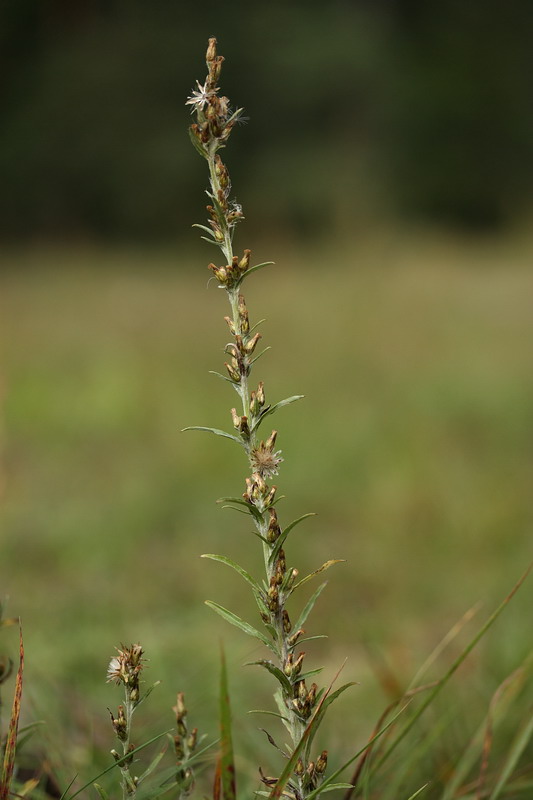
[1, 232, 532, 794]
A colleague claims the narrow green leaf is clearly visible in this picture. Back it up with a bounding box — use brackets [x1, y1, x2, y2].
[92, 784, 109, 800]
[269, 513, 316, 566]
[219, 647, 236, 800]
[202, 554, 261, 592]
[298, 635, 328, 645]
[247, 660, 293, 695]
[205, 602, 276, 653]
[249, 318, 267, 334]
[250, 395, 304, 432]
[489, 714, 533, 800]
[192, 223, 217, 238]
[201, 236, 220, 247]
[405, 785, 429, 800]
[217, 497, 263, 522]
[136, 743, 167, 785]
[248, 710, 290, 723]
[292, 560, 345, 592]
[189, 127, 208, 159]
[240, 261, 275, 281]
[221, 505, 253, 516]
[298, 668, 324, 682]
[134, 680, 161, 710]
[248, 346, 272, 368]
[294, 582, 327, 633]
[209, 370, 234, 384]
[182, 426, 244, 446]
[319, 785, 354, 794]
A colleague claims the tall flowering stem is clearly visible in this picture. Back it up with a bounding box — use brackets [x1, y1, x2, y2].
[186, 39, 346, 799]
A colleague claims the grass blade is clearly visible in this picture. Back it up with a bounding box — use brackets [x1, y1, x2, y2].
[219, 647, 236, 800]
[0, 623, 24, 800]
[405, 784, 429, 800]
[488, 712, 533, 800]
[374, 565, 532, 774]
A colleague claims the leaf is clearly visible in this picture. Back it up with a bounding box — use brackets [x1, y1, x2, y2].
[209, 370, 235, 384]
[248, 710, 290, 723]
[219, 647, 236, 800]
[293, 583, 328, 633]
[248, 347, 272, 367]
[136, 742, 168, 785]
[246, 661, 293, 696]
[192, 223, 217, 238]
[292, 560, 345, 592]
[489, 713, 533, 800]
[205, 602, 277, 653]
[92, 785, 109, 800]
[405, 785, 429, 800]
[0, 623, 24, 800]
[298, 635, 328, 645]
[268, 513, 316, 566]
[259, 729, 289, 757]
[298, 668, 324, 683]
[182, 426, 244, 446]
[241, 261, 275, 280]
[189, 127, 208, 159]
[202, 554, 261, 592]
[134, 680, 161, 710]
[319, 785, 354, 794]
[216, 497, 264, 523]
[249, 318, 267, 334]
[201, 236, 220, 247]
[250, 395, 304, 433]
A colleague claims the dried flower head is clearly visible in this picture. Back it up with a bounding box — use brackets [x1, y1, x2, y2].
[185, 80, 216, 113]
[250, 432, 283, 478]
[107, 643, 145, 686]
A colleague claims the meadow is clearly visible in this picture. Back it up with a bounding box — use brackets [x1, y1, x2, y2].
[2, 230, 532, 795]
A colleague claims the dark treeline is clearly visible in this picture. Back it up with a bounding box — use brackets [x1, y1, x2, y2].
[1, 0, 532, 243]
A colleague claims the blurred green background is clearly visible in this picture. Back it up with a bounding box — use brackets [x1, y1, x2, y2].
[1, 0, 533, 793]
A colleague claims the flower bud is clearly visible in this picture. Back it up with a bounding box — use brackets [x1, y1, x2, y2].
[315, 751, 328, 775]
[206, 38, 217, 63]
[288, 628, 304, 647]
[244, 332, 261, 354]
[187, 728, 198, 751]
[224, 315, 236, 335]
[282, 610, 291, 634]
[239, 249, 251, 271]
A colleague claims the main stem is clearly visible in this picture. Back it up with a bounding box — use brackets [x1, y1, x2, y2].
[207, 150, 310, 798]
